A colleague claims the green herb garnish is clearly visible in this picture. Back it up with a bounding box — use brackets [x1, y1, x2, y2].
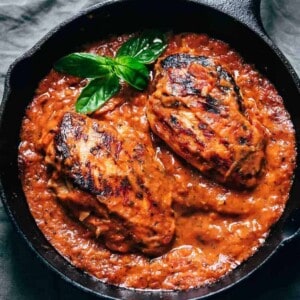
[54, 30, 167, 114]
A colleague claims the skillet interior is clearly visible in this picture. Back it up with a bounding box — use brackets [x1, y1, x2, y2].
[1, 0, 300, 299]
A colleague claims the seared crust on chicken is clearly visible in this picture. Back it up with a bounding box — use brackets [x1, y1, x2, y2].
[43, 112, 175, 256]
[147, 54, 267, 188]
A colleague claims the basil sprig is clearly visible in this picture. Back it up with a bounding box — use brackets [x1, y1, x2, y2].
[54, 31, 167, 114]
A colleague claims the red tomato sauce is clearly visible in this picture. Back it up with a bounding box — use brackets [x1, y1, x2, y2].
[18, 33, 296, 290]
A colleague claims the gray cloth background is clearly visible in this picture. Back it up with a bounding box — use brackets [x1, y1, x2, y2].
[0, 0, 299, 299]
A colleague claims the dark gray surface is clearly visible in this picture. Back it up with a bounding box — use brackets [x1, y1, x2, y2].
[0, 0, 299, 299]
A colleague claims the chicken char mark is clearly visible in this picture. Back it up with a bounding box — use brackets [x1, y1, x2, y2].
[46, 112, 175, 256]
[147, 53, 267, 189]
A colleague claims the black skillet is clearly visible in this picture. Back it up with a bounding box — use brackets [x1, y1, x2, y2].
[1, 0, 300, 299]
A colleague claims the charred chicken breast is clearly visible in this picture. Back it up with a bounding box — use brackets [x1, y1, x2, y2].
[147, 54, 267, 188]
[43, 112, 175, 256]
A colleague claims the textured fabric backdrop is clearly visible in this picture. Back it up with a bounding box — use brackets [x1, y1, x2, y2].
[0, 0, 299, 299]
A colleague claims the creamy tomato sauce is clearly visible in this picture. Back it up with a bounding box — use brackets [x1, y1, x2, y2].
[19, 33, 296, 290]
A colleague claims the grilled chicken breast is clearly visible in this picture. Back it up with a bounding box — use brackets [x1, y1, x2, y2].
[43, 112, 175, 256]
[147, 54, 267, 188]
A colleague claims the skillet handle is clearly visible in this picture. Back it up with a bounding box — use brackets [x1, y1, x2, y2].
[199, 0, 268, 39]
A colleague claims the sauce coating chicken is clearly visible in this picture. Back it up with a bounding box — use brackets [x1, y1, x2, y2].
[147, 54, 267, 188]
[19, 33, 296, 290]
[42, 112, 175, 256]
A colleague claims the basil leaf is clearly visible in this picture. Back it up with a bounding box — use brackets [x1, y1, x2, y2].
[114, 56, 149, 90]
[54, 32, 166, 114]
[116, 30, 167, 64]
[54, 53, 113, 78]
[75, 74, 120, 114]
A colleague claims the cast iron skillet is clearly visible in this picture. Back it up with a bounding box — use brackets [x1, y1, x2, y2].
[1, 0, 300, 299]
